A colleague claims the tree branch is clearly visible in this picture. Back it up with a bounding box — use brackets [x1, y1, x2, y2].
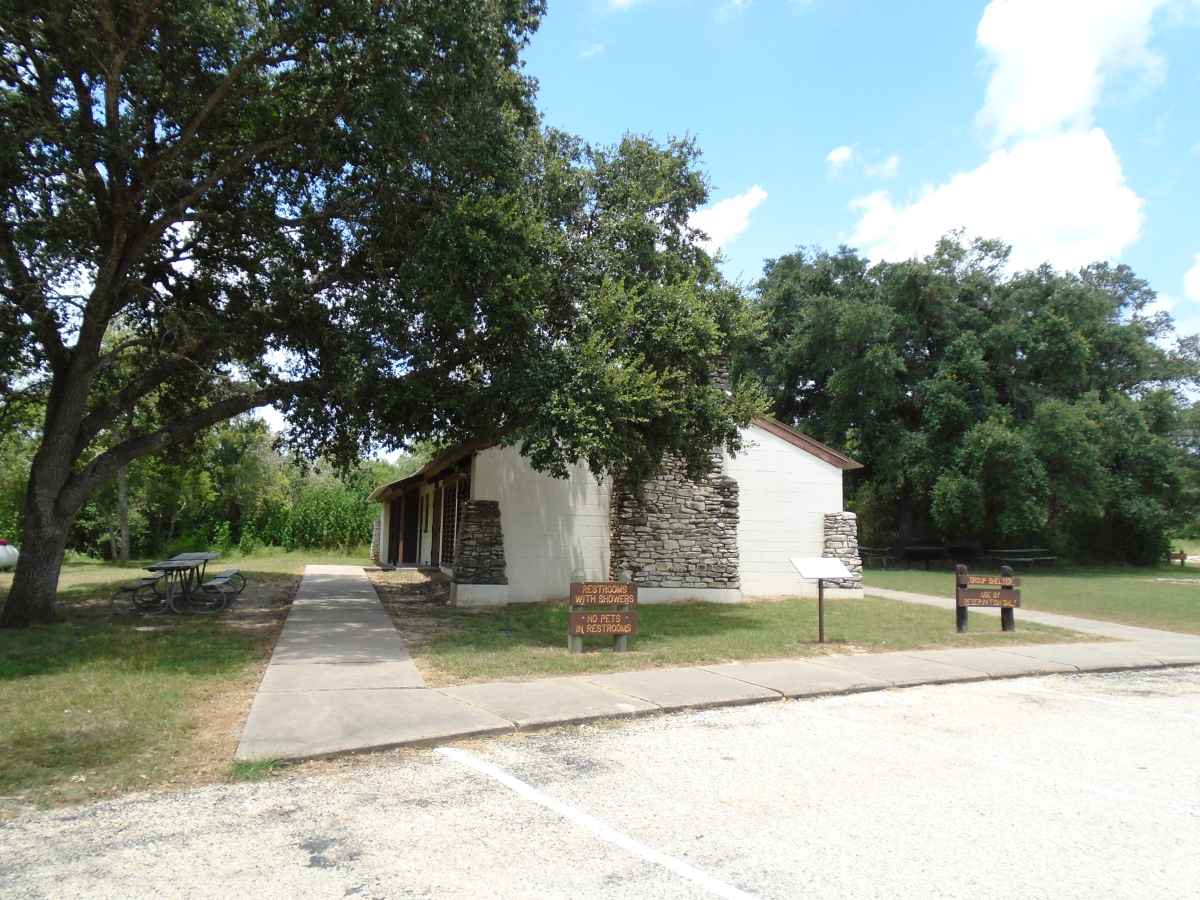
[72, 354, 192, 458]
[0, 221, 68, 369]
[59, 380, 307, 515]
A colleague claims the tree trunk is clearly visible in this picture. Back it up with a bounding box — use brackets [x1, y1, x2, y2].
[1, 426, 81, 626]
[1, 515, 69, 627]
[117, 464, 130, 563]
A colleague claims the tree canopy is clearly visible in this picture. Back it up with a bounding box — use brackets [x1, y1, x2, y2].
[741, 236, 1200, 563]
[0, 1, 756, 624]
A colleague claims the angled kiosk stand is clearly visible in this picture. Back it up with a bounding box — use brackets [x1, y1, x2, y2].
[789, 557, 853, 644]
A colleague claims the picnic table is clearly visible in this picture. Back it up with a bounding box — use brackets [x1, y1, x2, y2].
[902, 544, 947, 570]
[984, 548, 1057, 567]
[145, 552, 226, 614]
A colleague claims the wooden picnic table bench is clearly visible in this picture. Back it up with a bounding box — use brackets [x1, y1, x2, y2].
[1168, 550, 1189, 567]
[858, 546, 896, 569]
[984, 548, 1057, 566]
[902, 544, 948, 570]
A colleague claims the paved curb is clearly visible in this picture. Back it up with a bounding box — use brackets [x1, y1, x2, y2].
[237, 568, 1200, 763]
[256, 658, 1200, 762]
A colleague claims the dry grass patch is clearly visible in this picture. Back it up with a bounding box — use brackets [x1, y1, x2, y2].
[0, 549, 368, 815]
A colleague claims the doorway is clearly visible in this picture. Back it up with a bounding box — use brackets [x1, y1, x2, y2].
[387, 499, 402, 565]
[401, 488, 420, 565]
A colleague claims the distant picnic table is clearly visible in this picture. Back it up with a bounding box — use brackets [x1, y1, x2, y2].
[983, 548, 1057, 567]
[859, 544, 1058, 569]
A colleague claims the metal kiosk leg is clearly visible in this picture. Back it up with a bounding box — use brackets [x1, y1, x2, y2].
[817, 578, 826, 644]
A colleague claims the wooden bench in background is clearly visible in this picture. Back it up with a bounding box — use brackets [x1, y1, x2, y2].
[859, 546, 896, 569]
[1168, 550, 1188, 567]
[985, 549, 1057, 567]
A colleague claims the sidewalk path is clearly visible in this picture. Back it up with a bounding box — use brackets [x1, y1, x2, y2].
[866, 586, 1186, 641]
[236, 566, 511, 761]
[237, 567, 1200, 762]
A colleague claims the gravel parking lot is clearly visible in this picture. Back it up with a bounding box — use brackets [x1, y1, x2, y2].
[3, 667, 1197, 899]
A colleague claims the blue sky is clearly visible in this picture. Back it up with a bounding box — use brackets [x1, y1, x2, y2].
[522, 0, 1200, 331]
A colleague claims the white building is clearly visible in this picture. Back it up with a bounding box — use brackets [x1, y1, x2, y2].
[369, 417, 863, 605]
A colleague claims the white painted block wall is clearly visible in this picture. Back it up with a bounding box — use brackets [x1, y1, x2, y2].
[727, 424, 844, 598]
[470, 445, 611, 603]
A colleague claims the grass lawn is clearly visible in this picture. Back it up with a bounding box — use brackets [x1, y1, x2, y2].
[0, 547, 368, 815]
[865, 565, 1200, 635]
[374, 586, 1086, 686]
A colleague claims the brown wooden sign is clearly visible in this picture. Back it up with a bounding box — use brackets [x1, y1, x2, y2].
[570, 611, 637, 636]
[964, 574, 1020, 589]
[954, 564, 1019, 632]
[956, 587, 1021, 608]
[568, 581, 638, 652]
[570, 582, 638, 606]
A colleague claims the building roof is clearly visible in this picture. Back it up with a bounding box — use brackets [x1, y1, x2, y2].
[750, 416, 864, 470]
[367, 437, 493, 502]
[368, 418, 861, 502]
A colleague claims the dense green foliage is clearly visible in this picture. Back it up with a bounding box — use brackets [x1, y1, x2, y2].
[0, 416, 413, 559]
[1, 1, 757, 623]
[742, 237, 1200, 564]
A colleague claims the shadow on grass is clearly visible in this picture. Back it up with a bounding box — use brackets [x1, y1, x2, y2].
[0, 620, 267, 681]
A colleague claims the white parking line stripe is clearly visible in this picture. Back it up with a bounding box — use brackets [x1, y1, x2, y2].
[435, 746, 760, 900]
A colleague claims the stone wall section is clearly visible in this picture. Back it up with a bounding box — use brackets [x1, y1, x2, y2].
[452, 500, 508, 584]
[610, 451, 740, 589]
[822, 511, 863, 589]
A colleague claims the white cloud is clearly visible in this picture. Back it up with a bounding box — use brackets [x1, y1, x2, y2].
[825, 145, 855, 171]
[977, 0, 1170, 143]
[848, 129, 1144, 271]
[864, 154, 900, 178]
[1185, 254, 1200, 302]
[841, 1, 1197, 270]
[580, 42, 606, 59]
[607, 0, 646, 9]
[689, 185, 768, 254]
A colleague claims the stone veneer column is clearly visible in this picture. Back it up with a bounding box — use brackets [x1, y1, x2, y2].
[452, 500, 508, 584]
[371, 515, 382, 565]
[822, 511, 863, 589]
[609, 450, 740, 590]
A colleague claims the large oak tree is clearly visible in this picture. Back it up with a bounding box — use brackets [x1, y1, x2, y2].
[1, 1, 756, 625]
[742, 236, 1200, 562]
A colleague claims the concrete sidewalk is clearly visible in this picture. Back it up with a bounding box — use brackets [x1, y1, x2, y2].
[236, 567, 1200, 762]
[236, 566, 513, 761]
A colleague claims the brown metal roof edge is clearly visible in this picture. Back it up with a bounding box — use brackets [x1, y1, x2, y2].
[750, 416, 864, 470]
[368, 437, 497, 502]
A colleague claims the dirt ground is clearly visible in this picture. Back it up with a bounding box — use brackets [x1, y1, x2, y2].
[367, 567, 456, 653]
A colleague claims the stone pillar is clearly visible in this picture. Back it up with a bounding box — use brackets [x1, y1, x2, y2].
[371, 514, 382, 565]
[452, 501, 508, 584]
[822, 512, 863, 589]
[610, 450, 740, 591]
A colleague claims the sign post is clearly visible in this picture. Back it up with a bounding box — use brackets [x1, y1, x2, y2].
[568, 580, 638, 653]
[789, 557, 853, 644]
[954, 564, 1020, 633]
